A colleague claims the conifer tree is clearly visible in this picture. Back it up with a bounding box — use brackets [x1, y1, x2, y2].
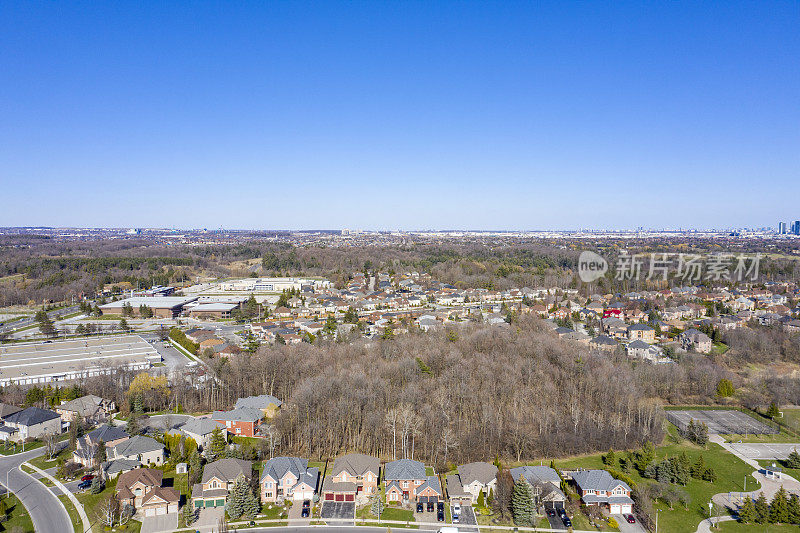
[738, 497, 756, 523]
[210, 426, 227, 457]
[770, 486, 790, 524]
[786, 449, 800, 469]
[787, 493, 800, 524]
[755, 492, 770, 524]
[511, 478, 534, 526]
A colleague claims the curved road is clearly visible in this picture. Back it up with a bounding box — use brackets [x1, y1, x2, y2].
[0, 447, 72, 533]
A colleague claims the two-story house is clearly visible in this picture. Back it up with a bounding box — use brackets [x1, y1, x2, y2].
[172, 418, 227, 455]
[73, 423, 130, 466]
[571, 470, 633, 514]
[455, 462, 497, 502]
[55, 395, 115, 425]
[192, 458, 252, 509]
[3, 407, 61, 442]
[384, 459, 427, 502]
[260, 457, 319, 503]
[322, 453, 380, 503]
[627, 323, 655, 343]
[235, 395, 283, 419]
[116, 468, 179, 516]
[212, 407, 262, 438]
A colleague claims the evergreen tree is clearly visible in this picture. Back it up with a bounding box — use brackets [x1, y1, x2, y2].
[675, 452, 691, 484]
[226, 478, 248, 519]
[738, 498, 757, 523]
[701, 466, 717, 482]
[603, 449, 617, 466]
[786, 449, 800, 469]
[686, 419, 697, 443]
[754, 492, 770, 524]
[767, 402, 780, 419]
[487, 488, 494, 507]
[787, 494, 800, 524]
[695, 422, 709, 446]
[477, 490, 485, 508]
[183, 504, 196, 526]
[716, 378, 735, 397]
[691, 456, 706, 479]
[656, 459, 675, 484]
[210, 426, 227, 457]
[770, 486, 790, 524]
[635, 441, 656, 473]
[510, 478, 535, 526]
[371, 495, 385, 517]
[94, 440, 107, 466]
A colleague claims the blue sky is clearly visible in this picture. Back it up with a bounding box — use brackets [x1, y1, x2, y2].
[1, 1, 798, 230]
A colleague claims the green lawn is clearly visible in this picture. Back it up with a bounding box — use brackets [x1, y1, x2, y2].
[722, 430, 800, 443]
[0, 495, 35, 533]
[260, 503, 290, 519]
[775, 408, 800, 434]
[717, 521, 800, 532]
[58, 494, 82, 533]
[0, 441, 43, 456]
[380, 506, 415, 522]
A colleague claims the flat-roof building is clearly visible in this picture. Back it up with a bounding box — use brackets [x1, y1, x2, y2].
[99, 296, 198, 317]
[0, 335, 161, 387]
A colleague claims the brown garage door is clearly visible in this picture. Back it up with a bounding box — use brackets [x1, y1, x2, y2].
[345, 494, 354, 501]
[335, 494, 344, 502]
[324, 493, 334, 501]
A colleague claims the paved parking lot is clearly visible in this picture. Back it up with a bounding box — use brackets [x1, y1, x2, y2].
[728, 442, 800, 461]
[320, 501, 355, 522]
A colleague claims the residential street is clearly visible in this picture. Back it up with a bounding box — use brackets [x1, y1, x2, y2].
[0, 448, 72, 533]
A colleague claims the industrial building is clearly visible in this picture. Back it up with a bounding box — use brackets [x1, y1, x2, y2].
[99, 296, 198, 317]
[217, 277, 330, 293]
[0, 335, 161, 387]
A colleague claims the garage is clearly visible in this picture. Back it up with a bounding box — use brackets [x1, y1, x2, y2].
[335, 494, 344, 502]
[324, 493, 335, 501]
[145, 508, 156, 517]
[345, 494, 354, 502]
[610, 504, 621, 514]
[156, 507, 167, 516]
[418, 496, 429, 503]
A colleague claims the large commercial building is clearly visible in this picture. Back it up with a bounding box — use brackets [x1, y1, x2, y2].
[0, 335, 161, 387]
[217, 277, 330, 293]
[99, 296, 198, 317]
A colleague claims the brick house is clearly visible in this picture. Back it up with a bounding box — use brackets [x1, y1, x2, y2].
[571, 470, 633, 514]
[384, 459, 427, 502]
[323, 453, 380, 503]
[212, 407, 262, 438]
[260, 457, 319, 503]
[116, 468, 179, 517]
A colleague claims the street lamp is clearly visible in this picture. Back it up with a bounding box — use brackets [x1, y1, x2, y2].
[708, 501, 714, 527]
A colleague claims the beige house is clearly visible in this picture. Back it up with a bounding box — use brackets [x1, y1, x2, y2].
[627, 323, 655, 343]
[192, 458, 252, 509]
[3, 407, 61, 442]
[56, 395, 115, 424]
[109, 435, 165, 466]
[117, 468, 179, 516]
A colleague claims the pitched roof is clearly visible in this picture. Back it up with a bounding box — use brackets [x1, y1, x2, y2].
[4, 407, 60, 426]
[509, 466, 560, 485]
[117, 468, 163, 498]
[417, 475, 442, 495]
[331, 453, 380, 478]
[260, 456, 308, 482]
[141, 486, 180, 505]
[457, 462, 497, 485]
[88, 424, 129, 443]
[179, 418, 225, 437]
[0, 403, 22, 419]
[572, 470, 630, 493]
[202, 458, 252, 484]
[57, 395, 106, 416]
[101, 458, 140, 476]
[212, 407, 262, 423]
[113, 435, 163, 457]
[384, 459, 425, 481]
[235, 395, 283, 410]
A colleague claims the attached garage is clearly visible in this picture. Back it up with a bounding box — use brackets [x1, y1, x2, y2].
[216, 498, 226, 507]
[345, 494, 355, 502]
[145, 508, 156, 517]
[156, 507, 167, 516]
[335, 494, 344, 502]
[418, 496, 428, 503]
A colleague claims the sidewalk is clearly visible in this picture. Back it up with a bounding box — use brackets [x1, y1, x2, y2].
[24, 461, 93, 533]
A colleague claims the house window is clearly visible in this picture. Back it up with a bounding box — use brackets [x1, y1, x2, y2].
[265, 482, 273, 489]
[402, 481, 409, 488]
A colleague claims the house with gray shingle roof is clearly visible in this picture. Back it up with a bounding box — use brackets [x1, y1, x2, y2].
[235, 395, 283, 418]
[452, 462, 497, 502]
[109, 435, 165, 466]
[385, 459, 428, 502]
[510, 465, 566, 510]
[260, 457, 319, 503]
[192, 458, 252, 509]
[570, 469, 633, 514]
[327, 453, 380, 500]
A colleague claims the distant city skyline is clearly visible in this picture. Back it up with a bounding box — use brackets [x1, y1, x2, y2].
[1, 2, 798, 229]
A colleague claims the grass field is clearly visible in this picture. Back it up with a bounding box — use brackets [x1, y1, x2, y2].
[0, 494, 35, 533]
[717, 521, 799, 532]
[776, 408, 800, 434]
[58, 494, 82, 533]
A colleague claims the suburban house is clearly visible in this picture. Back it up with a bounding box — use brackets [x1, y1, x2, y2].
[260, 457, 319, 503]
[212, 407, 263, 438]
[626, 340, 669, 363]
[234, 394, 283, 418]
[510, 465, 566, 511]
[109, 435, 165, 466]
[56, 395, 115, 424]
[192, 458, 253, 509]
[101, 458, 140, 479]
[570, 469, 633, 514]
[172, 418, 227, 454]
[73, 424, 130, 466]
[0, 403, 22, 420]
[384, 459, 427, 502]
[454, 462, 497, 502]
[680, 329, 713, 354]
[116, 468, 180, 517]
[3, 407, 61, 441]
[589, 335, 619, 353]
[627, 323, 656, 343]
[323, 453, 380, 502]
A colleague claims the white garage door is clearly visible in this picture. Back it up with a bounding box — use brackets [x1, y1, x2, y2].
[156, 507, 167, 515]
[145, 508, 156, 517]
[609, 504, 621, 514]
[620, 504, 633, 514]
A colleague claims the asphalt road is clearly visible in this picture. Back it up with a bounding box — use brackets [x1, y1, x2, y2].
[727, 442, 800, 461]
[0, 305, 80, 335]
[0, 447, 72, 533]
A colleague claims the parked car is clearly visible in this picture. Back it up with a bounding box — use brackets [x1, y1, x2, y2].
[427, 502, 434, 512]
[303, 500, 311, 508]
[81, 474, 95, 482]
[301, 507, 310, 518]
[437, 510, 445, 522]
[562, 517, 572, 528]
[437, 502, 444, 512]
[557, 508, 567, 518]
[417, 503, 424, 513]
[546, 509, 555, 517]
[625, 514, 636, 524]
[77, 480, 92, 491]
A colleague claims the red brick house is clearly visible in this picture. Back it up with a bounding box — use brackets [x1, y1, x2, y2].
[211, 407, 262, 438]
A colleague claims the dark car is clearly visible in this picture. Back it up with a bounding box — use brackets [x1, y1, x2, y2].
[562, 517, 572, 528]
[557, 508, 567, 518]
[437, 510, 445, 522]
[303, 500, 311, 508]
[301, 507, 310, 518]
[546, 509, 555, 517]
[77, 480, 92, 491]
[81, 474, 95, 482]
[625, 514, 636, 524]
[427, 502, 434, 512]
[437, 502, 444, 512]
[416, 502, 424, 513]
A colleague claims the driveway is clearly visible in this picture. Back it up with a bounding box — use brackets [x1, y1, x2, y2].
[0, 448, 72, 533]
[195, 507, 225, 533]
[140, 511, 179, 533]
[613, 514, 647, 533]
[454, 503, 478, 532]
[545, 511, 566, 530]
[320, 501, 355, 523]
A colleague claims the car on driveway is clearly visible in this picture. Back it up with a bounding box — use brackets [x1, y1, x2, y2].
[417, 502, 424, 513]
[301, 507, 310, 518]
[427, 502, 435, 512]
[437, 510, 445, 522]
[77, 480, 92, 491]
[625, 514, 636, 523]
[562, 516, 572, 528]
[81, 474, 95, 482]
[437, 502, 444, 512]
